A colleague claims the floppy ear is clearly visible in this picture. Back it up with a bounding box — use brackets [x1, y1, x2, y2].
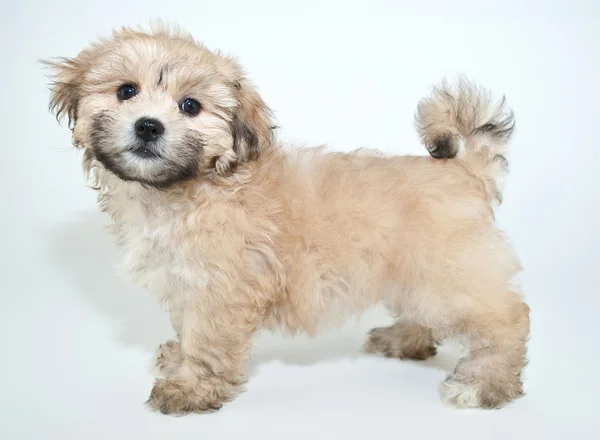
[45, 57, 83, 129]
[229, 78, 274, 163]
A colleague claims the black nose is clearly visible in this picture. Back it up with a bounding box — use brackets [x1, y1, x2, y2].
[135, 118, 165, 142]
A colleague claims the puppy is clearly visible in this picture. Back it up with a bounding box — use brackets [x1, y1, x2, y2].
[46, 24, 530, 415]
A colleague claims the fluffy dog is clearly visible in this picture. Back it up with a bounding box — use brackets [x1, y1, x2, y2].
[46, 24, 530, 415]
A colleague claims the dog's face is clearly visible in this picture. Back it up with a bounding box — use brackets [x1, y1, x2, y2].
[47, 26, 273, 188]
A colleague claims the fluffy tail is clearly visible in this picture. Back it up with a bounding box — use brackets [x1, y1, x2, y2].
[415, 78, 515, 203]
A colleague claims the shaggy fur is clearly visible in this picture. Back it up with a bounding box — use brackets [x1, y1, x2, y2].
[46, 24, 530, 415]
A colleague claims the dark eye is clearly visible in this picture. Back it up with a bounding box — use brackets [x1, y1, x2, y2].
[180, 98, 201, 116]
[117, 84, 138, 101]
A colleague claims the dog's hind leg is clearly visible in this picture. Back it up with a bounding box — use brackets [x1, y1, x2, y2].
[435, 298, 530, 409]
[395, 227, 530, 409]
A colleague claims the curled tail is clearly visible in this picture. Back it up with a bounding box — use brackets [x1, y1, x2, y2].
[415, 78, 515, 203]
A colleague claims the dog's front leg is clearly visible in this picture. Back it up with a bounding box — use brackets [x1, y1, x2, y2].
[148, 291, 260, 415]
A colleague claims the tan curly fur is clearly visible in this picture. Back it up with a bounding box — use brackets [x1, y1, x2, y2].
[46, 24, 530, 415]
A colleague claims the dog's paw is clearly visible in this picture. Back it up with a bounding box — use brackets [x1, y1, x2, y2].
[147, 379, 223, 415]
[365, 323, 437, 360]
[155, 340, 183, 377]
[439, 376, 482, 408]
[439, 374, 520, 409]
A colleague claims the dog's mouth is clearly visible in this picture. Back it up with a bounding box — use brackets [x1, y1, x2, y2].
[129, 143, 161, 159]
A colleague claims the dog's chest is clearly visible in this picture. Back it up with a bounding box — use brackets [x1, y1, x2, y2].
[110, 194, 209, 300]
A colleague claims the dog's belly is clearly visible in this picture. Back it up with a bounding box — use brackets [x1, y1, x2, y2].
[261, 247, 400, 334]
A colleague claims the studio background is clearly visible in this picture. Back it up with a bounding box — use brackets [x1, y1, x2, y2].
[1, 1, 598, 438]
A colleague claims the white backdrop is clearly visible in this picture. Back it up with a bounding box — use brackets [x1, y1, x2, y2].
[1, 1, 598, 438]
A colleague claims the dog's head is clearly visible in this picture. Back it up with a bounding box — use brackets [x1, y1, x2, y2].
[46, 25, 274, 188]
